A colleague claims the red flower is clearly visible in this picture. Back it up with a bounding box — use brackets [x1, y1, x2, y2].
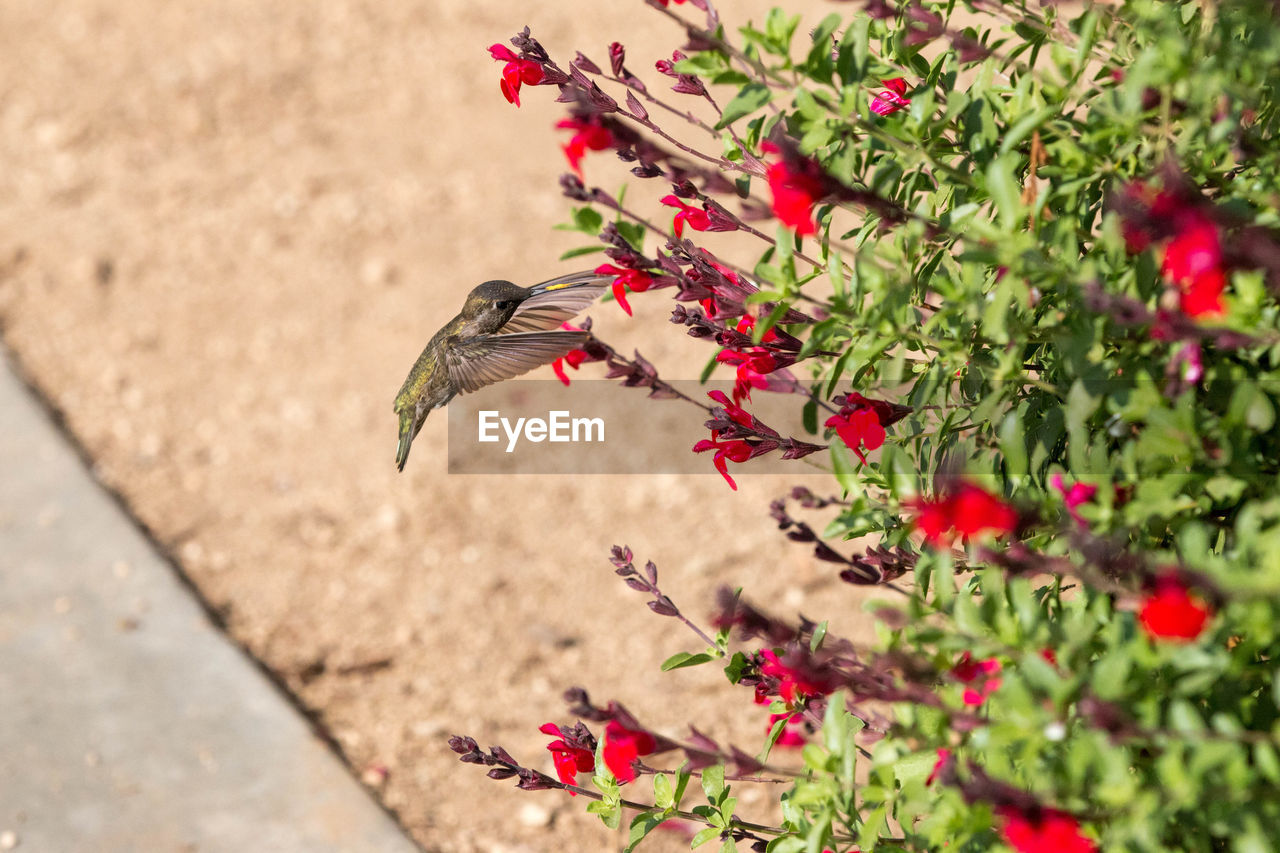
[602, 720, 656, 783]
[825, 407, 886, 464]
[488, 44, 544, 107]
[870, 77, 911, 116]
[557, 117, 614, 178]
[926, 748, 952, 786]
[909, 482, 1017, 547]
[551, 347, 590, 385]
[767, 712, 808, 748]
[692, 434, 754, 490]
[594, 263, 653, 316]
[758, 649, 838, 705]
[1139, 575, 1211, 641]
[660, 195, 711, 237]
[952, 652, 1002, 706]
[716, 348, 779, 404]
[538, 723, 595, 792]
[1050, 473, 1097, 526]
[707, 389, 756, 429]
[997, 806, 1097, 853]
[765, 161, 823, 236]
[1179, 268, 1226, 317]
[1161, 216, 1221, 282]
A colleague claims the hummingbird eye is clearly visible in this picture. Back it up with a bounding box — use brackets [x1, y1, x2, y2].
[495, 300, 513, 310]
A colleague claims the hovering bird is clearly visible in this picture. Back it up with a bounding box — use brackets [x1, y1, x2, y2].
[392, 270, 609, 471]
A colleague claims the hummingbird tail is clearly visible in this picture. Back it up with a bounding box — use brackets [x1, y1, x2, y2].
[395, 412, 418, 472]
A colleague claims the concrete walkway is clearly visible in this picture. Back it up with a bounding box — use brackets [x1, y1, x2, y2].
[0, 348, 420, 853]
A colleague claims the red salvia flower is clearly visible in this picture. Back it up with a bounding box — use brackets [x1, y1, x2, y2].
[1179, 267, 1226, 317]
[538, 723, 595, 792]
[602, 720, 656, 783]
[870, 77, 911, 116]
[758, 649, 839, 704]
[716, 348, 779, 404]
[825, 407, 886, 464]
[952, 651, 1002, 706]
[926, 748, 953, 786]
[692, 434, 754, 490]
[488, 44, 544, 107]
[594, 263, 653, 316]
[997, 806, 1097, 853]
[910, 481, 1017, 547]
[557, 117, 614, 179]
[707, 389, 756, 429]
[1139, 575, 1212, 641]
[1050, 473, 1097, 526]
[765, 161, 824, 236]
[551, 347, 590, 385]
[767, 712, 808, 748]
[660, 195, 712, 236]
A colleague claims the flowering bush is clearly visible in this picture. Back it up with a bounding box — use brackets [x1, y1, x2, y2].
[458, 1, 1280, 850]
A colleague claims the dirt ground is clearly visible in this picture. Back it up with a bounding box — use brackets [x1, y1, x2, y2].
[0, 1, 874, 849]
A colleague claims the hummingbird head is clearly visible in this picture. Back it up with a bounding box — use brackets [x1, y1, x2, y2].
[459, 280, 531, 332]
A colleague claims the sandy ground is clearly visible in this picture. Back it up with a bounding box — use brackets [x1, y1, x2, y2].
[0, 1, 872, 849]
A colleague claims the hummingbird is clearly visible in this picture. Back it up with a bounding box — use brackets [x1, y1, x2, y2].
[393, 270, 610, 471]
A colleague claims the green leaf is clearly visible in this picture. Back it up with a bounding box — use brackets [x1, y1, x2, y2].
[653, 773, 674, 810]
[691, 826, 721, 848]
[625, 811, 667, 852]
[985, 155, 1022, 229]
[661, 651, 715, 671]
[701, 763, 726, 801]
[716, 84, 773, 129]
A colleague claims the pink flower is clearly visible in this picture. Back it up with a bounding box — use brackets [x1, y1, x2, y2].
[539, 723, 595, 792]
[556, 117, 614, 178]
[1049, 473, 1097, 526]
[825, 407, 886, 464]
[660, 195, 712, 237]
[602, 720, 656, 783]
[997, 806, 1097, 853]
[488, 44, 544, 107]
[870, 78, 911, 116]
[595, 263, 653, 316]
[1139, 574, 1211, 641]
[909, 482, 1018, 547]
[765, 161, 823, 236]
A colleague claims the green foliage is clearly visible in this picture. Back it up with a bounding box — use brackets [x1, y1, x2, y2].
[493, 1, 1280, 850]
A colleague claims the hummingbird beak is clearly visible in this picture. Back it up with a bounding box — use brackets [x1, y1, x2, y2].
[527, 272, 612, 296]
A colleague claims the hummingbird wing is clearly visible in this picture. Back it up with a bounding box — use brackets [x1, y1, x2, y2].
[443, 330, 591, 394]
[499, 271, 611, 333]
